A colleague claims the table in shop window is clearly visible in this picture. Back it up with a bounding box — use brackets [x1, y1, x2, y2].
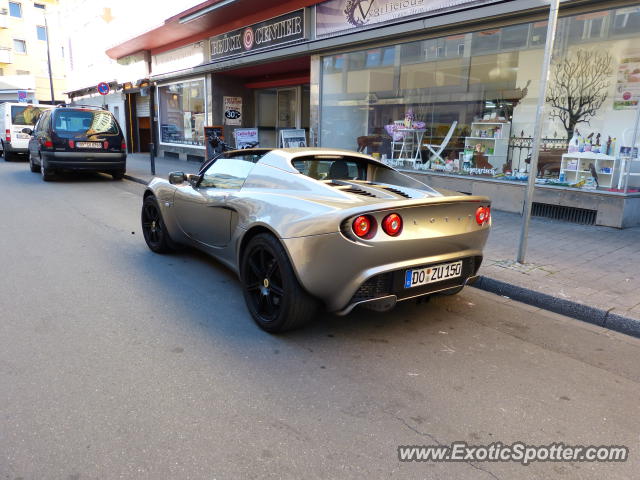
[391, 129, 426, 168]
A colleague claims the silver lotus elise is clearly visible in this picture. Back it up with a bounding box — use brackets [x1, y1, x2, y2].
[141, 148, 491, 332]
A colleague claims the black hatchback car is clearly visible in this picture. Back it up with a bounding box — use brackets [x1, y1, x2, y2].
[25, 106, 127, 181]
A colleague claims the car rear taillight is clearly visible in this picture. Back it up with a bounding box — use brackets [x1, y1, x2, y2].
[382, 213, 402, 236]
[69, 140, 75, 148]
[5, 129, 10, 142]
[352, 215, 375, 238]
[103, 141, 109, 150]
[475, 206, 491, 225]
[121, 140, 126, 151]
[43, 140, 53, 149]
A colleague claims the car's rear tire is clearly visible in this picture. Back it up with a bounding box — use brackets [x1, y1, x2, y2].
[241, 233, 318, 333]
[141, 195, 174, 253]
[111, 170, 125, 180]
[4, 151, 13, 162]
[41, 158, 54, 181]
[29, 153, 40, 172]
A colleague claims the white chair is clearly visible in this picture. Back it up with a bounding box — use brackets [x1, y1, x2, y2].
[423, 121, 458, 166]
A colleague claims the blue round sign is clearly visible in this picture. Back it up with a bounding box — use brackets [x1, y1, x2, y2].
[97, 82, 110, 96]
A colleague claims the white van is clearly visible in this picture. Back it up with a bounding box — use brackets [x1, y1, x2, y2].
[0, 103, 54, 161]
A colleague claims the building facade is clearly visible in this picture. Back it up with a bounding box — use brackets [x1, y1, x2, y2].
[108, 0, 640, 227]
[0, 0, 66, 103]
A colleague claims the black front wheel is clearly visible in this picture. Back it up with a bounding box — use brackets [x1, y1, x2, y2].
[241, 233, 318, 333]
[141, 196, 174, 253]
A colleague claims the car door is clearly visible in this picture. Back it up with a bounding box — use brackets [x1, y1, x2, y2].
[173, 153, 259, 248]
[28, 111, 46, 159]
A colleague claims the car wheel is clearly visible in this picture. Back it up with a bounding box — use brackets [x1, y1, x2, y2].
[4, 151, 13, 162]
[29, 153, 40, 172]
[141, 195, 174, 253]
[111, 170, 125, 180]
[241, 233, 318, 333]
[41, 157, 54, 181]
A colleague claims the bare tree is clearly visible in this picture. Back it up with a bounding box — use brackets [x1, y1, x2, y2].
[545, 50, 614, 139]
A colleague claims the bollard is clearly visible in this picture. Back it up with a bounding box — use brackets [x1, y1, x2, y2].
[149, 142, 156, 176]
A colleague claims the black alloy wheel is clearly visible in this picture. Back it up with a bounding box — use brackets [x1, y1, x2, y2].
[141, 196, 173, 253]
[241, 233, 317, 333]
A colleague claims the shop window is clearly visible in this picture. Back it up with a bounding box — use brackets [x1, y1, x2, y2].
[319, 5, 640, 194]
[34, 3, 45, 9]
[500, 24, 530, 50]
[158, 79, 206, 146]
[9, 2, 21, 18]
[612, 7, 640, 36]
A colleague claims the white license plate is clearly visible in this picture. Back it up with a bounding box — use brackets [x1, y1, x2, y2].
[77, 142, 102, 149]
[404, 261, 463, 289]
[16, 133, 30, 139]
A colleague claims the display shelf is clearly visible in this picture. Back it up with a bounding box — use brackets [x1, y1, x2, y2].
[560, 152, 617, 188]
[464, 122, 511, 169]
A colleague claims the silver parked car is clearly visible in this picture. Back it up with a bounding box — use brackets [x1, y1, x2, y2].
[141, 148, 491, 332]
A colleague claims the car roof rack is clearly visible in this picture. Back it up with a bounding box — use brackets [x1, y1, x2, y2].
[56, 104, 108, 111]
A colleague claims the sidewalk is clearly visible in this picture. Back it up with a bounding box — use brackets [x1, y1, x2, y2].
[125, 152, 640, 332]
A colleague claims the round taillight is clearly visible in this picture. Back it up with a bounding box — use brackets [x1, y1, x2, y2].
[476, 206, 490, 225]
[68, 140, 75, 148]
[121, 141, 126, 151]
[352, 215, 373, 238]
[103, 140, 109, 150]
[382, 213, 402, 236]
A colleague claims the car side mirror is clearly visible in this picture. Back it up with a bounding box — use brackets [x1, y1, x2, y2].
[187, 173, 201, 188]
[168, 171, 185, 184]
[21, 128, 33, 135]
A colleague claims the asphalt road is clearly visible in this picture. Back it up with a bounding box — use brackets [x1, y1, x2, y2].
[1, 159, 639, 480]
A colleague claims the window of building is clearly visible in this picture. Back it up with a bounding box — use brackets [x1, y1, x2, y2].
[16, 69, 30, 75]
[34, 3, 45, 9]
[9, 2, 22, 17]
[13, 39, 27, 54]
[36, 26, 47, 41]
[319, 5, 640, 193]
[157, 79, 206, 146]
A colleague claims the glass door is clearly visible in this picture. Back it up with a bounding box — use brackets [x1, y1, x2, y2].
[256, 87, 304, 147]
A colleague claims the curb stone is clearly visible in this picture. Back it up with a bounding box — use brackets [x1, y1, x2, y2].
[473, 276, 640, 339]
[124, 171, 640, 339]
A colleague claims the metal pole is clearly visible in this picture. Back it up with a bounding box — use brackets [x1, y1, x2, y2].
[44, 16, 55, 104]
[623, 103, 640, 194]
[516, 0, 560, 263]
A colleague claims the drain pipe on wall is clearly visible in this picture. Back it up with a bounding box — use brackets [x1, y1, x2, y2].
[516, 0, 561, 264]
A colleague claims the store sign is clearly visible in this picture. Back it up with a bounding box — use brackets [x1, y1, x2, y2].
[316, 0, 502, 37]
[223, 96, 243, 125]
[152, 43, 204, 76]
[210, 9, 306, 61]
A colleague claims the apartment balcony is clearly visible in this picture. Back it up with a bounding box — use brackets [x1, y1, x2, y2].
[0, 47, 12, 64]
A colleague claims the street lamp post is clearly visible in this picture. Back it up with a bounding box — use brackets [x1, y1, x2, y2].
[516, 0, 561, 263]
[44, 15, 55, 104]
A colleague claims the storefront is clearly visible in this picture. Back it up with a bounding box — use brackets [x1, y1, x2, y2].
[313, 0, 640, 226]
[109, 0, 640, 226]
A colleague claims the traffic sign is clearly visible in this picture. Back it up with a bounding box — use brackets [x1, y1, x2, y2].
[97, 82, 110, 96]
[17, 90, 28, 102]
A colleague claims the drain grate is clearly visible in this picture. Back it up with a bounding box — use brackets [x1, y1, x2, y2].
[531, 203, 596, 225]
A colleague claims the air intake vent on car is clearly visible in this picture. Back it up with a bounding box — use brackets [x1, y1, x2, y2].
[381, 186, 412, 198]
[340, 187, 377, 197]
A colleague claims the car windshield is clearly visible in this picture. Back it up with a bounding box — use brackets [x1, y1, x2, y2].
[292, 157, 371, 181]
[53, 110, 119, 136]
[11, 105, 49, 126]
